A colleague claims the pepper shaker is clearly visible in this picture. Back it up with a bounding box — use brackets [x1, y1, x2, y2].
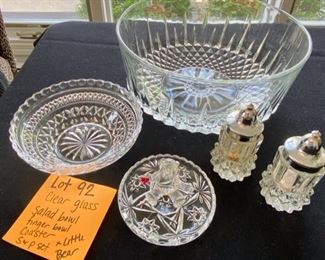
[210, 104, 264, 182]
[260, 131, 325, 213]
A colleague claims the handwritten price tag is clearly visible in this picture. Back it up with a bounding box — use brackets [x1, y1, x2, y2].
[3, 175, 116, 259]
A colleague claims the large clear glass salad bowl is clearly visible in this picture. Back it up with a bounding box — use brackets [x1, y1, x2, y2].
[117, 0, 312, 134]
[9, 79, 143, 175]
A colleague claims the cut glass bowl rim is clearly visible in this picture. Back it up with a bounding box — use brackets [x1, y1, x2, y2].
[118, 154, 217, 246]
[9, 78, 143, 174]
[116, 0, 312, 84]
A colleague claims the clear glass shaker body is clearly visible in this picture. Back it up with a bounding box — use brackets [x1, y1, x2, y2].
[211, 104, 264, 182]
[260, 131, 325, 213]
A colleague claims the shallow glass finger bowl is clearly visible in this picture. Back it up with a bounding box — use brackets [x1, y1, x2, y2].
[117, 0, 312, 134]
[10, 79, 143, 175]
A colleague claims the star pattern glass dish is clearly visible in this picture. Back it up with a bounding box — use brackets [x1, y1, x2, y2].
[118, 154, 216, 246]
[117, 0, 312, 134]
[9, 79, 143, 175]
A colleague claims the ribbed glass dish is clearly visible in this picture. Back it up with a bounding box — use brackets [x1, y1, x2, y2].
[9, 79, 143, 175]
[116, 0, 312, 134]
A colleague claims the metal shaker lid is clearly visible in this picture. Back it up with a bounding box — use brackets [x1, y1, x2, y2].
[284, 130, 325, 169]
[227, 104, 264, 137]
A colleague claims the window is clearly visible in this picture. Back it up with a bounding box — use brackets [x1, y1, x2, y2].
[1, 0, 89, 67]
[292, 0, 325, 25]
[1, 0, 88, 24]
[110, 0, 325, 23]
[2, 0, 324, 67]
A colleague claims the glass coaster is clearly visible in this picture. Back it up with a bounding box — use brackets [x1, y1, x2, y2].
[118, 154, 216, 246]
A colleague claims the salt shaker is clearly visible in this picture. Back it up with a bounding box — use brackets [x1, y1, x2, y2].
[210, 104, 264, 182]
[260, 131, 325, 213]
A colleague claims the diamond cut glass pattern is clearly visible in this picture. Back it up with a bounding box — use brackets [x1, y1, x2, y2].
[117, 0, 312, 134]
[10, 79, 143, 175]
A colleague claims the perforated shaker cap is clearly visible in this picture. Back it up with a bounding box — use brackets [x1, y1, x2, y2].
[227, 104, 264, 138]
[284, 130, 325, 169]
